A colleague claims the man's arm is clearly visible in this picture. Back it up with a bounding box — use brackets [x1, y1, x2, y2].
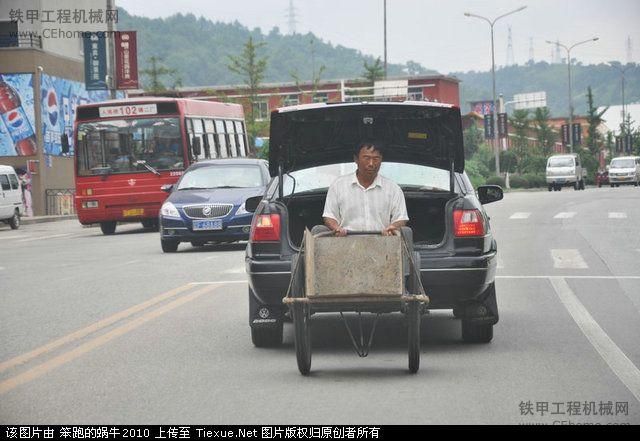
[324, 217, 347, 237]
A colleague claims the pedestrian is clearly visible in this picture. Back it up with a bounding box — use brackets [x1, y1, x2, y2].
[320, 140, 409, 237]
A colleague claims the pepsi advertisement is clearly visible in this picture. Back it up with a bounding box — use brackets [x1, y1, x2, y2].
[40, 73, 114, 156]
[0, 74, 37, 157]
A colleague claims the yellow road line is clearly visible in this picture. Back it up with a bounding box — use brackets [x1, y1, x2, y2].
[0, 283, 195, 374]
[0, 284, 220, 395]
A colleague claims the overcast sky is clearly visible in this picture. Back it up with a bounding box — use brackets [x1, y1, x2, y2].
[117, 0, 640, 74]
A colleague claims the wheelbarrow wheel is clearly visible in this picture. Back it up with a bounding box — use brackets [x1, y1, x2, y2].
[292, 303, 312, 375]
[407, 301, 421, 373]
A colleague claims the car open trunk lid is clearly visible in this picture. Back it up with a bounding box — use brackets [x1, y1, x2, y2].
[269, 102, 465, 176]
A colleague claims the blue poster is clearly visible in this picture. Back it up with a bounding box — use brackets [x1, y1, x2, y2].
[41, 73, 116, 156]
[83, 33, 108, 90]
[0, 74, 37, 157]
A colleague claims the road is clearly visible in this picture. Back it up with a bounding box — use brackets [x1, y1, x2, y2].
[0, 186, 639, 425]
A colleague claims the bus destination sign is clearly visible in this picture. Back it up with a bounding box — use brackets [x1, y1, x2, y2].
[99, 104, 158, 118]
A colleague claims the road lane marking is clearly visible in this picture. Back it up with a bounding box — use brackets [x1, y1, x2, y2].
[509, 212, 531, 219]
[609, 212, 627, 219]
[551, 249, 588, 269]
[549, 277, 640, 403]
[0, 283, 196, 374]
[17, 233, 74, 243]
[0, 283, 222, 395]
[496, 275, 640, 279]
[554, 212, 576, 219]
[188, 280, 246, 285]
[0, 235, 25, 240]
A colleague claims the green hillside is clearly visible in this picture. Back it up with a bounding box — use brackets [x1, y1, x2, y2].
[119, 8, 639, 119]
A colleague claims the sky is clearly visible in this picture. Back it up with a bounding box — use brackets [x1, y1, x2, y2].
[117, 0, 640, 74]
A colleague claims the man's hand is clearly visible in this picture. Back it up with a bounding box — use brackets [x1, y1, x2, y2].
[333, 227, 348, 237]
[382, 225, 399, 236]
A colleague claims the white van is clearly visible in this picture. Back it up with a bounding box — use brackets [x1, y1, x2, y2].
[0, 165, 25, 229]
[546, 153, 585, 191]
[608, 156, 640, 187]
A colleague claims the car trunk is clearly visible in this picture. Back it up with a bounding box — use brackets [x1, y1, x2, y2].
[283, 191, 456, 248]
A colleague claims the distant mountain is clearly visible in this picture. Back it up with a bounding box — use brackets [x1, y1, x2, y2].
[455, 61, 640, 118]
[118, 8, 639, 120]
[117, 8, 436, 88]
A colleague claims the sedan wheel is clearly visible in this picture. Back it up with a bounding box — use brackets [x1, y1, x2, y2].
[161, 240, 179, 253]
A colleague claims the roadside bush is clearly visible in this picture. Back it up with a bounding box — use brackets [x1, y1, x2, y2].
[464, 158, 487, 188]
[522, 173, 546, 188]
[485, 175, 505, 187]
[509, 175, 529, 189]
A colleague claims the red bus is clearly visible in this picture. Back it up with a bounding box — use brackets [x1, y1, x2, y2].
[73, 97, 249, 234]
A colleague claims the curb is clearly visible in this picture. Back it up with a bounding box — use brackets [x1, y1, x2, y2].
[21, 215, 77, 225]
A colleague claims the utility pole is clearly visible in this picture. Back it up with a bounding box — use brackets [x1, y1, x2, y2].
[546, 37, 599, 153]
[106, 0, 116, 98]
[383, 0, 387, 79]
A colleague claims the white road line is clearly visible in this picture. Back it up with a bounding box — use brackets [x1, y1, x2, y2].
[549, 277, 640, 403]
[609, 212, 627, 219]
[223, 267, 246, 274]
[509, 212, 531, 219]
[554, 212, 577, 219]
[551, 249, 588, 269]
[496, 275, 640, 279]
[0, 235, 25, 240]
[17, 233, 74, 243]
[189, 280, 247, 285]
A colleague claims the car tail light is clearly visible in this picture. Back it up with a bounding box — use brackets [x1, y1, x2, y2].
[250, 214, 281, 242]
[453, 209, 485, 237]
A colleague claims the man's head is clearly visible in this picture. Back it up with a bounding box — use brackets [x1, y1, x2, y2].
[354, 141, 383, 181]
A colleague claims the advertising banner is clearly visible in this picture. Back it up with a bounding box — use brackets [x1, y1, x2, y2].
[571, 123, 582, 146]
[115, 31, 139, 89]
[0, 74, 37, 157]
[40, 73, 114, 156]
[470, 101, 495, 116]
[561, 124, 570, 146]
[497, 113, 508, 138]
[83, 32, 108, 90]
[484, 114, 495, 139]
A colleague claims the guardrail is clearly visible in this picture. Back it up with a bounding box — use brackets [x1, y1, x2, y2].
[45, 189, 76, 216]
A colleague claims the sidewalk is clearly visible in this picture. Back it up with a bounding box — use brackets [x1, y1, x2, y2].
[20, 214, 77, 225]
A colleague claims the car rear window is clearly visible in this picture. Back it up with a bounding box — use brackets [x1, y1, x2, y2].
[281, 162, 453, 195]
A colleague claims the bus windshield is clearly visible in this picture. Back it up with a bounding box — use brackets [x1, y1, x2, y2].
[77, 117, 183, 176]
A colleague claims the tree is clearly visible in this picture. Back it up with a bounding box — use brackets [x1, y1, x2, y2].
[363, 57, 385, 83]
[509, 109, 531, 171]
[533, 107, 554, 157]
[585, 86, 607, 157]
[140, 56, 182, 93]
[227, 36, 268, 154]
[290, 37, 326, 98]
[463, 124, 484, 159]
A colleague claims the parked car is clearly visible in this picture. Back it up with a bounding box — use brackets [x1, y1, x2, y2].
[546, 153, 585, 191]
[245, 102, 503, 347]
[0, 164, 24, 229]
[159, 158, 270, 252]
[595, 168, 609, 187]
[608, 156, 640, 187]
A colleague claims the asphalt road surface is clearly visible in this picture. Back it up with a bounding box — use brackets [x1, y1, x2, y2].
[1, 186, 639, 425]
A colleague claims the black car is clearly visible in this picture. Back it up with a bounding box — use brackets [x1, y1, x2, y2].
[159, 158, 269, 252]
[245, 102, 503, 347]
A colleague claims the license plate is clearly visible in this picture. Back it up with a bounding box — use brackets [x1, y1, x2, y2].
[123, 208, 144, 217]
[193, 219, 223, 231]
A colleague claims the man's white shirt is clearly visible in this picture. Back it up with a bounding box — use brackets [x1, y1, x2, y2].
[322, 172, 409, 231]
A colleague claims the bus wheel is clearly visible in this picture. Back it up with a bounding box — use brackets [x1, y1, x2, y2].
[100, 222, 117, 235]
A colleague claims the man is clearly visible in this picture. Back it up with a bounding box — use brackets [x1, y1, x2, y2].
[322, 140, 409, 237]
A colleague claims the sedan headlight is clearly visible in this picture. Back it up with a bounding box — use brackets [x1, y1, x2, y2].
[160, 202, 180, 218]
[235, 202, 249, 216]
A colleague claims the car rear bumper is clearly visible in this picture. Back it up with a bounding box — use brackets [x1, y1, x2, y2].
[546, 176, 577, 184]
[246, 250, 497, 310]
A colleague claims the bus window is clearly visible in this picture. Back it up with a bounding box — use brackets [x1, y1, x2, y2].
[215, 119, 228, 158]
[203, 119, 216, 159]
[234, 120, 247, 156]
[226, 120, 238, 157]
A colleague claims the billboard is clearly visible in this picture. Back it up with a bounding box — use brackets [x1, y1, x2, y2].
[513, 92, 547, 110]
[470, 100, 495, 116]
[40, 73, 115, 156]
[83, 33, 108, 90]
[115, 31, 139, 89]
[0, 74, 37, 157]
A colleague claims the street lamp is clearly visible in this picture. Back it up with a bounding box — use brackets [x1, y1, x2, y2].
[465, 6, 527, 175]
[609, 62, 632, 134]
[545, 37, 598, 153]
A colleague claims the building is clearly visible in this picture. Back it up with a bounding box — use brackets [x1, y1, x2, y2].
[0, 0, 114, 216]
[130, 74, 461, 126]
